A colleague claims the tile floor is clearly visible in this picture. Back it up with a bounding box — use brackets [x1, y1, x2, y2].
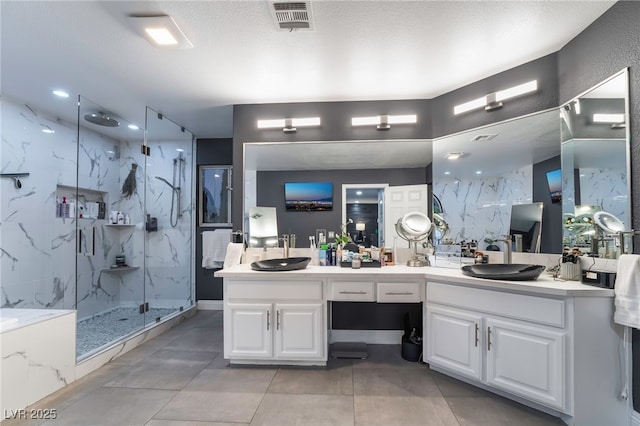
[4, 310, 565, 426]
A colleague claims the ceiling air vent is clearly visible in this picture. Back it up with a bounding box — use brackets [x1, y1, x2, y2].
[269, 1, 314, 31]
[470, 134, 498, 142]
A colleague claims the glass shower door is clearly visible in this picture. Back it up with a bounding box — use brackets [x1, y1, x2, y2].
[75, 95, 146, 359]
[142, 108, 194, 326]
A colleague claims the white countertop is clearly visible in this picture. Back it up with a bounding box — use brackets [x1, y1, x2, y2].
[215, 263, 614, 298]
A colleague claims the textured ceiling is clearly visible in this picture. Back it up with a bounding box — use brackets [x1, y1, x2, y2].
[1, 1, 616, 139]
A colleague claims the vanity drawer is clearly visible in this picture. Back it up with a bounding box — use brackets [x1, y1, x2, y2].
[330, 281, 375, 301]
[377, 282, 423, 303]
[226, 280, 323, 301]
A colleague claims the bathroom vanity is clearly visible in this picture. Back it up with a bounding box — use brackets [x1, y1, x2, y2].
[216, 264, 628, 425]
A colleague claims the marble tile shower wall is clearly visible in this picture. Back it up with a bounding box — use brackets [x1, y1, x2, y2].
[1, 98, 193, 317]
[579, 167, 628, 225]
[433, 166, 532, 249]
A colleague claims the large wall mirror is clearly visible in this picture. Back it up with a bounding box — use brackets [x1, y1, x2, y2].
[243, 140, 432, 247]
[432, 109, 561, 253]
[560, 69, 631, 258]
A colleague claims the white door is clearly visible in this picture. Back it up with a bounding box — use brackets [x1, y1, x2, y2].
[383, 184, 429, 247]
[275, 303, 324, 359]
[225, 302, 272, 359]
[485, 317, 565, 410]
[426, 304, 483, 381]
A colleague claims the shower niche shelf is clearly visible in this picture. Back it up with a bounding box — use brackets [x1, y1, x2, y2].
[56, 184, 107, 220]
[101, 266, 139, 273]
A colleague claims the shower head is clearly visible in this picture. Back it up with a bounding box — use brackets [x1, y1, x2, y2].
[84, 112, 120, 127]
[155, 176, 177, 190]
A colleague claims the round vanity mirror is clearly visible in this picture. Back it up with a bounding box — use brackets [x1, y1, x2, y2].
[593, 211, 625, 234]
[395, 212, 433, 267]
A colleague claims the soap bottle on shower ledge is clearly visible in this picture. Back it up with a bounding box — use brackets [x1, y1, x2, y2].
[117, 211, 124, 225]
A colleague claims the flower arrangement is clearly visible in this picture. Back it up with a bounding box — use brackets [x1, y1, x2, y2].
[335, 218, 353, 246]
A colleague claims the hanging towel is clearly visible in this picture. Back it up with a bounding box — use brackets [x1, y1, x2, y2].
[223, 243, 244, 268]
[614, 254, 640, 328]
[202, 229, 232, 269]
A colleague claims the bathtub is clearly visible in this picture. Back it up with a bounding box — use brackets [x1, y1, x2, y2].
[0, 309, 76, 422]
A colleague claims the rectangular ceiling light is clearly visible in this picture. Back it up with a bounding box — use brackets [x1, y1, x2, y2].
[453, 80, 538, 115]
[133, 15, 193, 49]
[593, 113, 625, 123]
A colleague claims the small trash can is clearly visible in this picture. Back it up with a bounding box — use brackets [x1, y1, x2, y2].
[401, 334, 422, 362]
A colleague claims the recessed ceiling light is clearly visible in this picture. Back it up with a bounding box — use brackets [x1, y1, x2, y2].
[475, 170, 482, 175]
[52, 89, 69, 98]
[128, 124, 139, 130]
[444, 171, 451, 175]
[446, 152, 464, 160]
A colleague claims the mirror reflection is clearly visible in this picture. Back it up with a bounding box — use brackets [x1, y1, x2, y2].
[248, 206, 278, 248]
[432, 109, 561, 253]
[509, 202, 543, 253]
[560, 69, 630, 258]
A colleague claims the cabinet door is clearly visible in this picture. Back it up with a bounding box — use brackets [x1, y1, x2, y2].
[275, 303, 324, 360]
[485, 317, 565, 410]
[426, 304, 482, 380]
[224, 303, 272, 359]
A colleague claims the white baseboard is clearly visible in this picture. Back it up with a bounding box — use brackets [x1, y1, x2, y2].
[631, 410, 640, 426]
[197, 300, 223, 310]
[329, 329, 403, 345]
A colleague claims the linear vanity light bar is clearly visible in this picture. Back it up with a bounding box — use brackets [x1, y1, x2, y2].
[351, 114, 417, 130]
[257, 117, 321, 133]
[593, 113, 625, 123]
[453, 80, 538, 115]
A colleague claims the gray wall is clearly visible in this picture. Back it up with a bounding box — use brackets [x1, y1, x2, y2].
[257, 168, 427, 244]
[533, 155, 562, 254]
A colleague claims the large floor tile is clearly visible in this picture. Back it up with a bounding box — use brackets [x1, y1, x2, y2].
[161, 328, 224, 352]
[186, 367, 276, 393]
[110, 337, 173, 366]
[250, 393, 354, 426]
[154, 390, 263, 423]
[351, 344, 425, 369]
[353, 367, 441, 397]
[146, 420, 244, 426]
[206, 352, 231, 369]
[355, 395, 459, 426]
[430, 370, 494, 398]
[444, 396, 564, 426]
[268, 363, 353, 395]
[42, 387, 176, 426]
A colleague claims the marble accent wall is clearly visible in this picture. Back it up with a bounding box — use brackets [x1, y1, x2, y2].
[1, 97, 193, 319]
[579, 167, 628, 226]
[433, 166, 533, 250]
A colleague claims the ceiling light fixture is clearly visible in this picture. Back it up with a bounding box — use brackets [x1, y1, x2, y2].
[52, 89, 69, 98]
[257, 117, 320, 133]
[445, 152, 464, 160]
[128, 124, 140, 130]
[132, 15, 193, 49]
[351, 114, 417, 130]
[574, 99, 581, 115]
[453, 80, 538, 115]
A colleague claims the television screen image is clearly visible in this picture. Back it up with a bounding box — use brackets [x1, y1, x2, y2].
[546, 169, 562, 204]
[284, 182, 333, 211]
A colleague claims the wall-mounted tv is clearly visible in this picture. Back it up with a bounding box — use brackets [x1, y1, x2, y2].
[284, 182, 333, 211]
[546, 169, 562, 204]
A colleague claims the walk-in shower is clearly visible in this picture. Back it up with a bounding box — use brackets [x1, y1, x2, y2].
[155, 151, 184, 228]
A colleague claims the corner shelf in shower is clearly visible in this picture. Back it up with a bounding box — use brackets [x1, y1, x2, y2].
[101, 266, 139, 273]
[104, 224, 135, 228]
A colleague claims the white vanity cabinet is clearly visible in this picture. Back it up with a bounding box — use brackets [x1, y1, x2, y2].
[426, 281, 566, 410]
[223, 280, 326, 365]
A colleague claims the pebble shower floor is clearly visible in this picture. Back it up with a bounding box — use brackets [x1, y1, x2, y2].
[76, 306, 176, 357]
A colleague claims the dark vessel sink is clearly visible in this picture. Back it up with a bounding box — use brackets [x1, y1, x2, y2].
[251, 257, 311, 272]
[461, 264, 546, 281]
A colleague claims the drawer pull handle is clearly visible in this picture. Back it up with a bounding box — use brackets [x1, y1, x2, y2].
[276, 310, 280, 330]
[339, 291, 367, 294]
[385, 292, 413, 296]
[266, 310, 270, 331]
[487, 326, 492, 351]
[474, 323, 479, 347]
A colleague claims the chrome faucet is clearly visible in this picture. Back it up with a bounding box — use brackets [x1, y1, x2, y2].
[280, 234, 290, 258]
[496, 235, 512, 264]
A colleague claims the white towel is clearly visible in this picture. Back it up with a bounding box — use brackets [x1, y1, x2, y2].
[614, 254, 640, 328]
[202, 229, 232, 269]
[224, 243, 244, 268]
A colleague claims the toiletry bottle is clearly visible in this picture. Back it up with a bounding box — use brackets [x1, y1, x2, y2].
[117, 211, 124, 224]
[68, 199, 75, 218]
[62, 197, 69, 218]
[319, 244, 327, 266]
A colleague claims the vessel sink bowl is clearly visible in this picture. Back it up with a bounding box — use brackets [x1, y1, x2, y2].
[461, 264, 546, 281]
[251, 257, 311, 271]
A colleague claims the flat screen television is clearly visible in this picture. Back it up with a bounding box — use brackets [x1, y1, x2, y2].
[284, 182, 333, 211]
[546, 169, 562, 204]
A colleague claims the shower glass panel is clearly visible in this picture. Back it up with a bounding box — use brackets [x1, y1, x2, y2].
[143, 108, 194, 326]
[75, 96, 146, 359]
